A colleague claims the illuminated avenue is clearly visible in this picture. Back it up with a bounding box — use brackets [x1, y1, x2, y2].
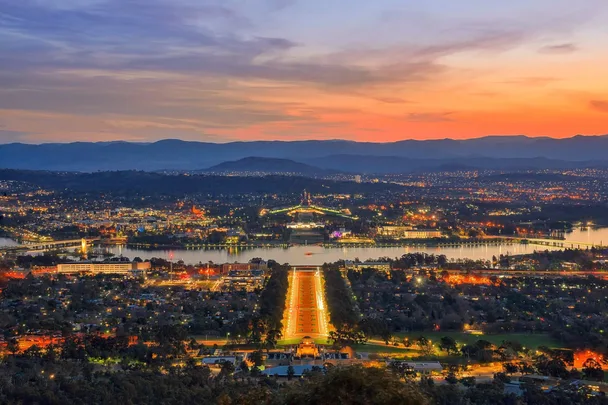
[283, 266, 331, 340]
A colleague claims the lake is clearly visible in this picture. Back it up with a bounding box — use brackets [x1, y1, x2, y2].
[104, 227, 608, 264]
[2, 227, 607, 265]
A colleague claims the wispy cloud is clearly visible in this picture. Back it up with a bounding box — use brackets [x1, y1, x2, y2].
[406, 112, 456, 123]
[590, 100, 608, 113]
[0, 0, 607, 142]
[500, 77, 560, 86]
[538, 43, 579, 54]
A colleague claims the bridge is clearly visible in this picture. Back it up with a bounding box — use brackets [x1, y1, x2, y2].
[0, 238, 99, 253]
[491, 236, 605, 249]
[433, 268, 608, 279]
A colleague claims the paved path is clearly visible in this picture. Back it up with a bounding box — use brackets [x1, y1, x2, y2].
[283, 268, 330, 339]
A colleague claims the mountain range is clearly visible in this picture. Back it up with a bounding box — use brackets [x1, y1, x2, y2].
[204, 157, 337, 175]
[1, 135, 607, 173]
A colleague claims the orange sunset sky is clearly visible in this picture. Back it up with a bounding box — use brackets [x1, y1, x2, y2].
[0, 0, 607, 143]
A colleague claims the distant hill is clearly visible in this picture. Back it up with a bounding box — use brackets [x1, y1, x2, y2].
[204, 157, 336, 175]
[0, 135, 607, 172]
[303, 155, 608, 174]
[0, 169, 399, 196]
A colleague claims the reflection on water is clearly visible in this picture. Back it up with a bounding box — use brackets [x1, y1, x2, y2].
[3, 227, 607, 265]
[568, 227, 608, 246]
[106, 227, 608, 264]
[107, 242, 560, 264]
[0, 237, 19, 247]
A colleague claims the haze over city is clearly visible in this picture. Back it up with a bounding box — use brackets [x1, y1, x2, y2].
[1, 0, 608, 143]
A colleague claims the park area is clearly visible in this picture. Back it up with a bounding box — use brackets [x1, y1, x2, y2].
[394, 332, 561, 350]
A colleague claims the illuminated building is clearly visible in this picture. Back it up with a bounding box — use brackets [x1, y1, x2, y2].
[344, 261, 391, 272]
[221, 262, 268, 273]
[261, 189, 357, 219]
[57, 260, 150, 275]
[295, 336, 320, 359]
[376, 226, 442, 239]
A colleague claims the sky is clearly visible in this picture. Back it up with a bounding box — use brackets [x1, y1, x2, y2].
[1, 0, 607, 144]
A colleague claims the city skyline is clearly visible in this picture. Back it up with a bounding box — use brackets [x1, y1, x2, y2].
[1, 0, 608, 143]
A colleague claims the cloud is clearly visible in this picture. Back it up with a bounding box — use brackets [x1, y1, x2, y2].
[590, 100, 608, 113]
[0, 0, 439, 88]
[500, 76, 560, 86]
[372, 97, 410, 104]
[406, 112, 455, 123]
[0, 0, 590, 89]
[538, 43, 579, 54]
[0, 0, 606, 142]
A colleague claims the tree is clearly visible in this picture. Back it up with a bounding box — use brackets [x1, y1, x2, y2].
[6, 338, 19, 356]
[417, 336, 434, 357]
[287, 365, 295, 381]
[582, 358, 604, 381]
[188, 338, 199, 351]
[219, 361, 235, 380]
[439, 336, 457, 355]
[239, 361, 250, 376]
[535, 356, 568, 379]
[323, 268, 360, 328]
[444, 365, 459, 384]
[380, 328, 392, 345]
[517, 361, 534, 375]
[493, 372, 510, 384]
[281, 365, 428, 405]
[416, 336, 429, 347]
[250, 349, 264, 368]
[328, 328, 368, 350]
[265, 329, 282, 350]
[459, 376, 476, 387]
[389, 361, 417, 381]
[503, 363, 519, 376]
[24, 344, 43, 359]
[250, 366, 262, 377]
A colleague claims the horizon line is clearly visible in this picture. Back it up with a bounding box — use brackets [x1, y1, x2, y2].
[1, 133, 608, 146]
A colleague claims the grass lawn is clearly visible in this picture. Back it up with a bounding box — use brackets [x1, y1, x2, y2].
[392, 332, 561, 349]
[353, 343, 423, 355]
[278, 337, 329, 346]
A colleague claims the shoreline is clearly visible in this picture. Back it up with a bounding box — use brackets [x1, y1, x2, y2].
[118, 238, 521, 250]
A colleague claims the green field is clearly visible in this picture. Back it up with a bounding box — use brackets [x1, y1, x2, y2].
[278, 337, 330, 346]
[278, 332, 561, 355]
[353, 344, 422, 355]
[393, 332, 561, 349]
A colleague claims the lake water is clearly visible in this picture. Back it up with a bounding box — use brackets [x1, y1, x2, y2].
[0, 237, 19, 247]
[2, 227, 607, 264]
[105, 227, 608, 264]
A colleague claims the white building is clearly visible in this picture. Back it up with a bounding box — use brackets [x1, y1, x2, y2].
[344, 261, 391, 272]
[376, 226, 442, 239]
[57, 261, 150, 275]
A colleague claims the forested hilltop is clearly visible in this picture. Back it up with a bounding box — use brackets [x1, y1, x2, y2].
[1, 358, 604, 405]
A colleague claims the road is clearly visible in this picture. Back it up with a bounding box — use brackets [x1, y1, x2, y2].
[489, 235, 604, 248]
[439, 269, 608, 278]
[283, 268, 330, 339]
